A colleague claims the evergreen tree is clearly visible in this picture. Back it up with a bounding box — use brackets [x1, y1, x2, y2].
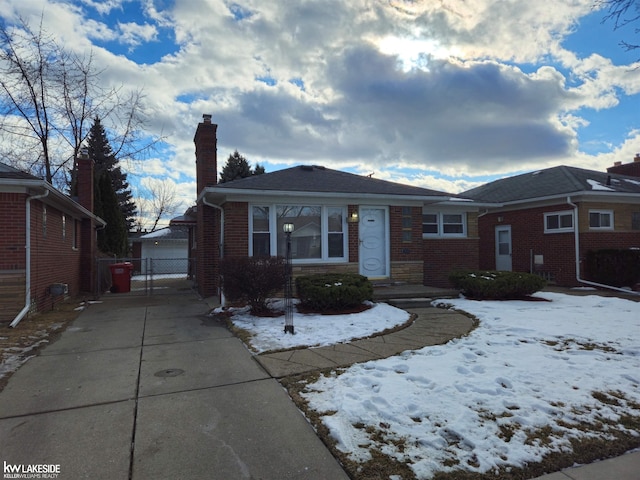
[219, 150, 265, 183]
[220, 150, 252, 183]
[86, 117, 137, 230]
[96, 171, 128, 256]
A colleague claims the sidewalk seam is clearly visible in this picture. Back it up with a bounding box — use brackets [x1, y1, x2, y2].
[128, 305, 148, 480]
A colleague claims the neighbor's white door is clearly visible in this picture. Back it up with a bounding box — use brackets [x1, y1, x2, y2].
[495, 225, 512, 271]
[359, 207, 388, 278]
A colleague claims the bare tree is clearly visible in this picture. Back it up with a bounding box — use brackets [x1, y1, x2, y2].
[0, 16, 159, 188]
[135, 179, 183, 232]
[598, 0, 640, 53]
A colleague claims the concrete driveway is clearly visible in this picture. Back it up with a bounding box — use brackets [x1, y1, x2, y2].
[0, 293, 348, 479]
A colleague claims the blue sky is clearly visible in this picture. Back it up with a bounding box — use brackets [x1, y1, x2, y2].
[1, 0, 639, 225]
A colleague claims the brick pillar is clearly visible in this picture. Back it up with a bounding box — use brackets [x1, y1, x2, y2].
[76, 151, 97, 294]
[194, 114, 220, 298]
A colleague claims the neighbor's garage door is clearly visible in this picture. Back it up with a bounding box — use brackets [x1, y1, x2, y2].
[140, 243, 188, 274]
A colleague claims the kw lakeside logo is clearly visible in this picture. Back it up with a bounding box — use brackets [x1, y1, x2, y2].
[3, 462, 60, 479]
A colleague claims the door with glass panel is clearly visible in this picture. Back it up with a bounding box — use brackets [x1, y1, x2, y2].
[495, 225, 512, 271]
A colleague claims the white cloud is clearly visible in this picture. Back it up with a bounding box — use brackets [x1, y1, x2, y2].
[117, 21, 158, 48]
[1, 0, 639, 194]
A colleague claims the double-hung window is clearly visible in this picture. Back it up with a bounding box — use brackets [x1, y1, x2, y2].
[250, 205, 347, 262]
[544, 211, 574, 233]
[422, 212, 466, 237]
[589, 210, 613, 230]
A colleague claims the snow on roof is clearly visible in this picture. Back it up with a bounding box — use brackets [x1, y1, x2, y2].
[587, 179, 614, 191]
[137, 226, 189, 240]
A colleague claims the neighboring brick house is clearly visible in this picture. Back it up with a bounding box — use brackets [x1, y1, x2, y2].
[0, 155, 104, 326]
[193, 115, 481, 298]
[462, 163, 640, 287]
[608, 153, 640, 177]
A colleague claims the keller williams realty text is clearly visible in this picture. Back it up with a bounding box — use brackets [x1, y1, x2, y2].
[3, 462, 60, 478]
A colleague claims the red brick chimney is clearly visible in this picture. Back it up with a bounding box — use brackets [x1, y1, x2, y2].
[194, 114, 221, 299]
[194, 114, 218, 194]
[606, 153, 640, 178]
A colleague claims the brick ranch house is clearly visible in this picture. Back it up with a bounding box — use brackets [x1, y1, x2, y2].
[462, 159, 640, 287]
[0, 155, 104, 326]
[193, 115, 482, 298]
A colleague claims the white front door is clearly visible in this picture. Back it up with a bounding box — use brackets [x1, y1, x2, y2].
[359, 207, 388, 278]
[495, 225, 512, 271]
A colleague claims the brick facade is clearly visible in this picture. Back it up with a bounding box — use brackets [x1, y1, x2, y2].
[192, 117, 479, 295]
[423, 238, 480, 287]
[29, 201, 84, 312]
[0, 192, 27, 270]
[0, 156, 99, 323]
[477, 202, 640, 287]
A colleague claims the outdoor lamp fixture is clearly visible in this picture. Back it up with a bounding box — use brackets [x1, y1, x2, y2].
[283, 222, 294, 233]
[283, 223, 295, 334]
[348, 211, 359, 223]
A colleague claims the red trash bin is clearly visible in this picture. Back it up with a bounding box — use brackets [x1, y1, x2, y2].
[109, 262, 133, 293]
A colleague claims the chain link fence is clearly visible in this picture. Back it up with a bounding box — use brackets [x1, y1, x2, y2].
[96, 257, 196, 297]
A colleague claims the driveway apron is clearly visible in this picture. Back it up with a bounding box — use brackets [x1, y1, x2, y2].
[0, 293, 348, 480]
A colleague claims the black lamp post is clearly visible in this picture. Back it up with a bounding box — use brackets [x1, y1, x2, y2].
[283, 223, 294, 334]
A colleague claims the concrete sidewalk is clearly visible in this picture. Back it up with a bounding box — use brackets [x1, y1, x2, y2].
[1, 289, 638, 480]
[0, 293, 348, 479]
[256, 306, 475, 378]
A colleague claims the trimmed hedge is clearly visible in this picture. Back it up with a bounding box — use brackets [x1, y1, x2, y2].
[296, 273, 373, 312]
[219, 256, 287, 315]
[584, 249, 640, 288]
[449, 270, 547, 300]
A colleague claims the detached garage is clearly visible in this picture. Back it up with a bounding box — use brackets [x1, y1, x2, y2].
[130, 225, 189, 274]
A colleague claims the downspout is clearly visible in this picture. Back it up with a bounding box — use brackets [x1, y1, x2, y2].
[11, 189, 50, 328]
[201, 197, 225, 306]
[567, 196, 640, 296]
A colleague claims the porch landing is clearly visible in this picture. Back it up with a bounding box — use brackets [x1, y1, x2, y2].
[372, 283, 459, 303]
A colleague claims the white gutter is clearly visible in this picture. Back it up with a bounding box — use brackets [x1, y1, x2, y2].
[200, 196, 225, 306]
[567, 196, 640, 296]
[11, 189, 50, 327]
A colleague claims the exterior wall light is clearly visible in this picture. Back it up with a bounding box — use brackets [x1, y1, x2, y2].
[348, 212, 359, 223]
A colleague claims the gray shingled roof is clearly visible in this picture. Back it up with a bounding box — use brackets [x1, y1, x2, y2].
[462, 165, 640, 203]
[213, 165, 450, 197]
[0, 162, 41, 181]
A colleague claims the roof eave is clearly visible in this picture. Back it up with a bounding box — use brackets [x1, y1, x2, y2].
[0, 177, 105, 224]
[199, 186, 454, 205]
[480, 190, 640, 207]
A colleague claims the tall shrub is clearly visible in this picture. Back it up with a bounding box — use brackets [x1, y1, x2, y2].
[584, 249, 640, 287]
[219, 256, 287, 315]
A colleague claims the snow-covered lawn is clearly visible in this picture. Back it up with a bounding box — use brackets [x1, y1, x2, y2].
[230, 292, 640, 478]
[228, 300, 411, 353]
